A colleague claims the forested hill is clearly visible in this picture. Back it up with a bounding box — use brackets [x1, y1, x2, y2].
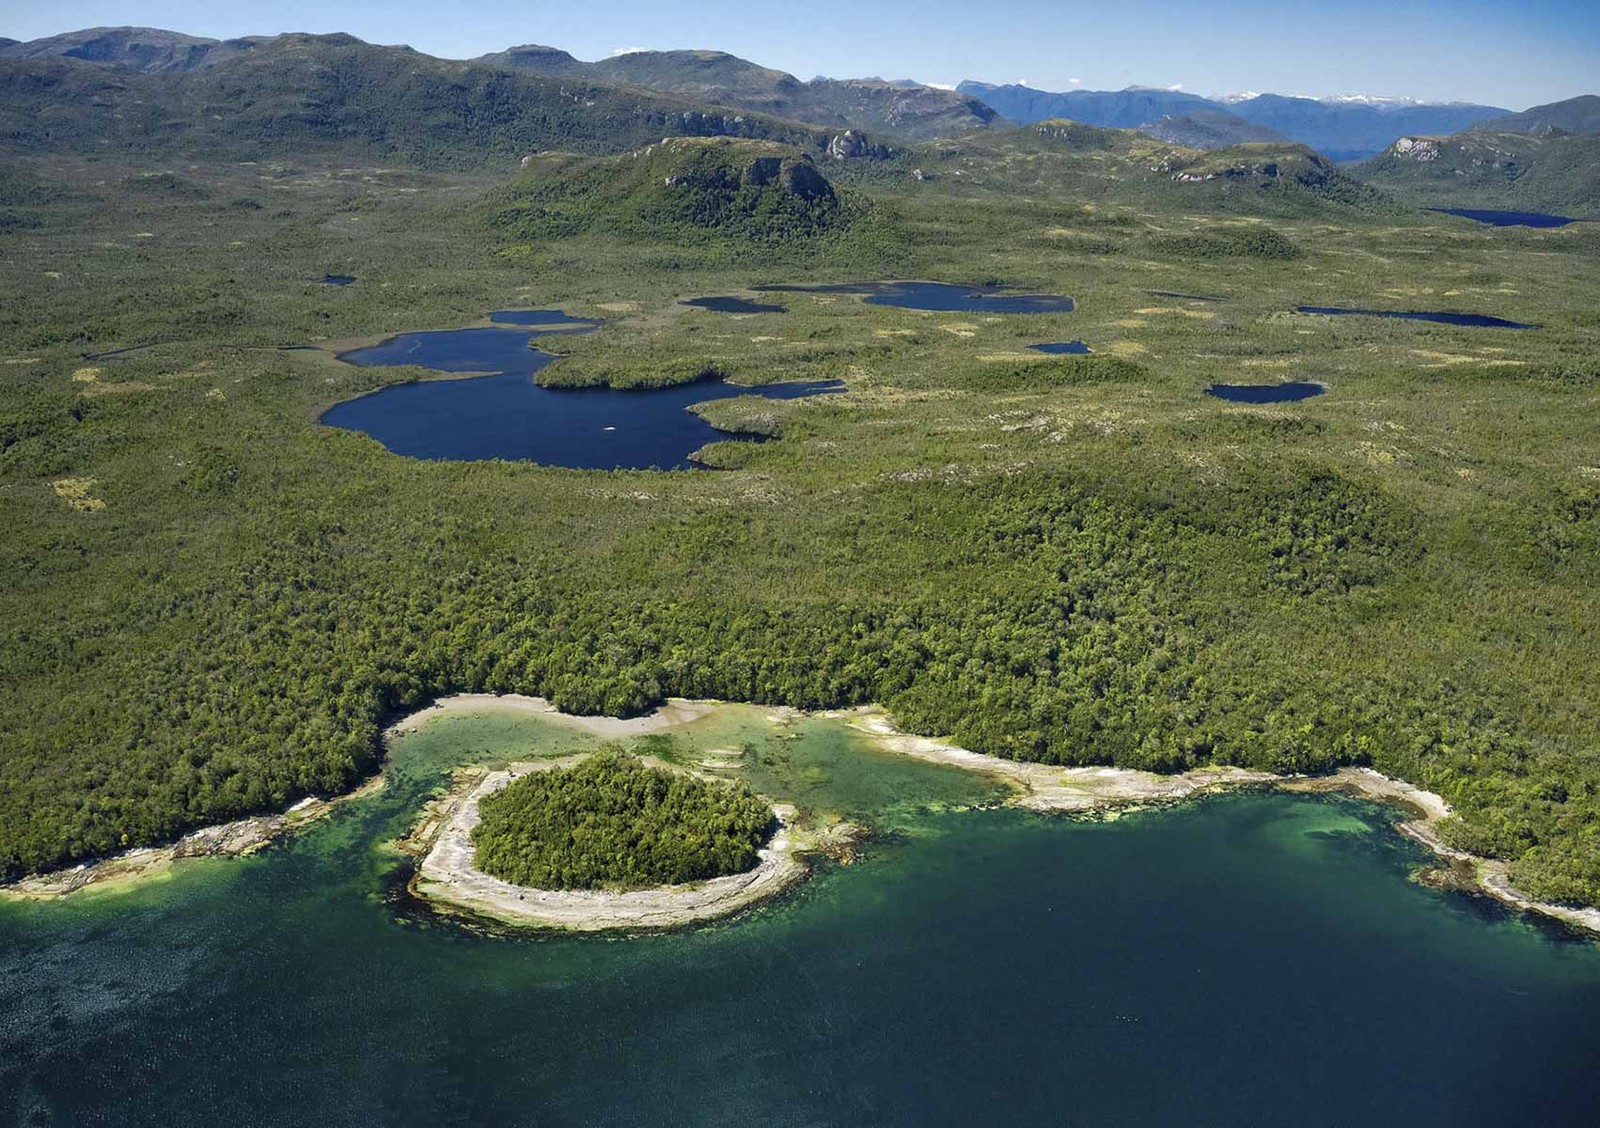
[1355, 108, 1600, 218]
[1476, 95, 1600, 136]
[491, 138, 857, 247]
[0, 34, 838, 166]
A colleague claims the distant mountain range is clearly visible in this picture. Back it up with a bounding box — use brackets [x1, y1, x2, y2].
[0, 28, 998, 141]
[1354, 95, 1600, 217]
[4, 23, 1595, 216]
[0, 33, 836, 165]
[957, 81, 1509, 159]
[476, 45, 999, 140]
[0, 26, 267, 72]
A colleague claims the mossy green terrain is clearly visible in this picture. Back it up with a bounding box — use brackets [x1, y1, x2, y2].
[3, 105, 1600, 908]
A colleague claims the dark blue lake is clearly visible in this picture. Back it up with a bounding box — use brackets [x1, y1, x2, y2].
[1207, 381, 1326, 403]
[755, 281, 1076, 313]
[321, 316, 840, 469]
[486, 309, 600, 328]
[683, 297, 787, 314]
[1429, 208, 1580, 228]
[6, 771, 1600, 1127]
[319, 275, 356, 286]
[82, 344, 157, 361]
[1298, 306, 1537, 329]
[1030, 341, 1092, 355]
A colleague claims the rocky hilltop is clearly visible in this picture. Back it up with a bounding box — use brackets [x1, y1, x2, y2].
[492, 137, 854, 245]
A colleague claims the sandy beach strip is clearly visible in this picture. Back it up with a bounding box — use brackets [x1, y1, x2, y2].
[406, 755, 810, 931]
[386, 693, 717, 741]
[846, 710, 1281, 811]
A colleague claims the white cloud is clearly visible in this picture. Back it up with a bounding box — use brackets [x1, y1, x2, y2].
[609, 46, 648, 57]
[1167, 83, 1185, 91]
[1069, 78, 1083, 85]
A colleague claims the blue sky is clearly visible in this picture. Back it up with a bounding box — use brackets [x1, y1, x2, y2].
[2, 0, 1596, 109]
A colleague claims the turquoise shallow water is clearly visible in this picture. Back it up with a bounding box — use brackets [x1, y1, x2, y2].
[4, 721, 1600, 1126]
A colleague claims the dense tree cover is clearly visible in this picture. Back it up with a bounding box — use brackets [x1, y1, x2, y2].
[490, 139, 856, 249]
[1151, 226, 1301, 260]
[471, 751, 775, 889]
[1355, 130, 1600, 219]
[2, 135, 1599, 913]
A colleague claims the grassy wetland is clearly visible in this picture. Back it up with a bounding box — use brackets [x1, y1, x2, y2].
[3, 121, 1600, 918]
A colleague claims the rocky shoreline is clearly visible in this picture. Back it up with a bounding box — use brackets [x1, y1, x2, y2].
[0, 776, 385, 900]
[10, 693, 1597, 939]
[847, 709, 1600, 937]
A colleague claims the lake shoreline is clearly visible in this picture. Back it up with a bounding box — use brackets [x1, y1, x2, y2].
[8, 693, 1597, 937]
[391, 694, 863, 931]
[847, 709, 1600, 936]
[0, 775, 386, 901]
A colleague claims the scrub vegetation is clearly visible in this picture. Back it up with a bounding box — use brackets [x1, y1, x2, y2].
[3, 39, 1600, 909]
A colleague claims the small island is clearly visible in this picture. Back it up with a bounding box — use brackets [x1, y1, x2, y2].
[471, 751, 776, 890]
[406, 736, 832, 931]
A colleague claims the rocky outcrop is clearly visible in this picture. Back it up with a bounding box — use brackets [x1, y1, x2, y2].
[1393, 136, 1441, 161]
[741, 153, 834, 202]
[826, 130, 891, 160]
[778, 157, 834, 201]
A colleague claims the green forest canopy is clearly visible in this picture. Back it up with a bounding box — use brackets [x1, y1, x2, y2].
[471, 751, 776, 890]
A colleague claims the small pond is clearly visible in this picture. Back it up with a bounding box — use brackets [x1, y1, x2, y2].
[81, 344, 157, 361]
[1298, 306, 1537, 330]
[319, 275, 356, 286]
[321, 314, 841, 469]
[1429, 208, 1579, 229]
[1149, 290, 1225, 302]
[682, 297, 787, 314]
[754, 281, 1076, 314]
[1029, 342, 1092, 355]
[1207, 381, 1325, 404]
